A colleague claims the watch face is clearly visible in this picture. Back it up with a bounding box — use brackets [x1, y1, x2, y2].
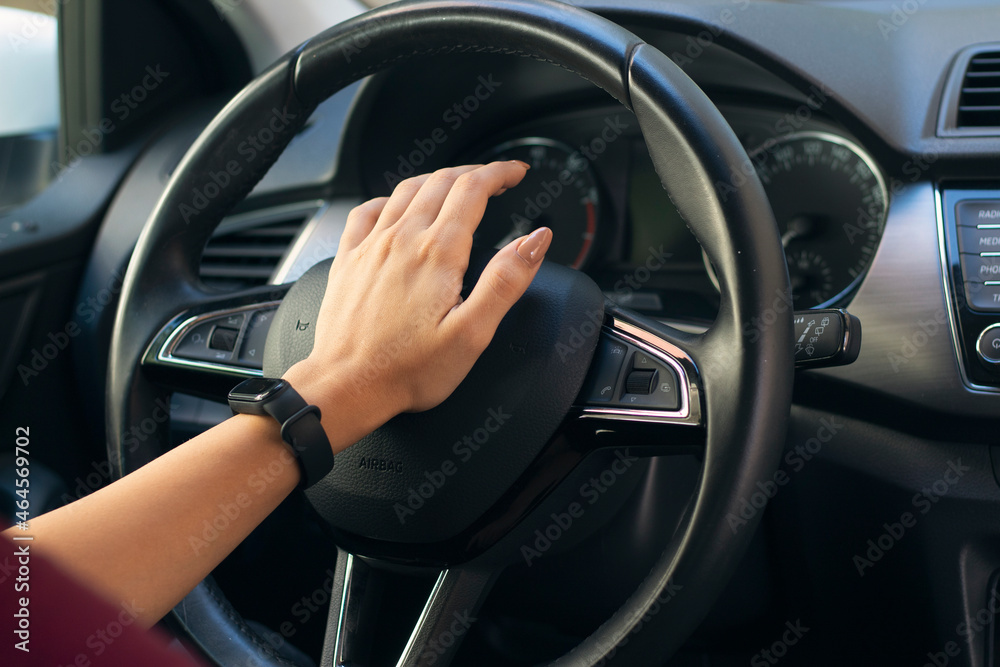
[229, 377, 286, 402]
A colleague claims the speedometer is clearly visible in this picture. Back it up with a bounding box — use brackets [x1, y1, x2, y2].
[743, 132, 888, 309]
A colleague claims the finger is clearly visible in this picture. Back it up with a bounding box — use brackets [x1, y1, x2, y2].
[432, 161, 530, 240]
[372, 173, 433, 231]
[445, 227, 552, 350]
[396, 165, 485, 227]
[338, 197, 389, 252]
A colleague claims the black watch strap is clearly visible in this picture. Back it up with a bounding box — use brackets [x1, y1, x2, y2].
[229, 379, 334, 488]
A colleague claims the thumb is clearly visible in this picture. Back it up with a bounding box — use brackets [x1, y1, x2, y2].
[448, 227, 553, 348]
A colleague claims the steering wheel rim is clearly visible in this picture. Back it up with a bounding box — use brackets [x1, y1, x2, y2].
[107, 1, 794, 665]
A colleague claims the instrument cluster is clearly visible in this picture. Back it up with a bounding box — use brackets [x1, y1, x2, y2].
[465, 105, 888, 319]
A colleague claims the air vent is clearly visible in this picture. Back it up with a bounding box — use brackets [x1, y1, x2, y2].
[939, 44, 1000, 137]
[200, 203, 322, 291]
[956, 52, 1000, 128]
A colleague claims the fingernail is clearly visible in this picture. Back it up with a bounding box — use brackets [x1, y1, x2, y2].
[511, 159, 530, 169]
[516, 227, 552, 264]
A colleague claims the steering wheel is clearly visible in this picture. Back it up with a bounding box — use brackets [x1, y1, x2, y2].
[107, 1, 793, 665]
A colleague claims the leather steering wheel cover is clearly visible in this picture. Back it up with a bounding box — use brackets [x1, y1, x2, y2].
[107, 1, 793, 665]
[293, 0, 642, 108]
[549, 44, 794, 665]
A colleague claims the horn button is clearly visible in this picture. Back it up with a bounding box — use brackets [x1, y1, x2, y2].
[262, 250, 605, 544]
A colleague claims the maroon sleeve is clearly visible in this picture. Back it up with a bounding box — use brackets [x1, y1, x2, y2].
[0, 531, 206, 666]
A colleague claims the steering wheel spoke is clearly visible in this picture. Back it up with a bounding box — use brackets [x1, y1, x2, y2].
[569, 305, 705, 455]
[321, 549, 495, 667]
[140, 284, 290, 399]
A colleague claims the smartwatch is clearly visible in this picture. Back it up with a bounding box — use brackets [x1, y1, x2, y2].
[228, 377, 334, 488]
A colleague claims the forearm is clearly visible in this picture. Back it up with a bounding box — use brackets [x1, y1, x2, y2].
[3, 413, 299, 626]
[2, 366, 379, 628]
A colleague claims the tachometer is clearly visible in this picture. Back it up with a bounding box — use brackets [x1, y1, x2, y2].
[474, 138, 599, 269]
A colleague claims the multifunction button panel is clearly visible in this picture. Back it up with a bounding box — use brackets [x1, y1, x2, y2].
[577, 329, 690, 420]
[159, 304, 278, 374]
[940, 190, 1000, 387]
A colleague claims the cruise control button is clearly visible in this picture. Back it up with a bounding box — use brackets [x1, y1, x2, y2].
[625, 369, 656, 395]
[959, 226, 1000, 253]
[977, 325, 1000, 365]
[633, 351, 657, 369]
[621, 362, 680, 410]
[220, 312, 246, 330]
[209, 326, 239, 352]
[958, 201, 1000, 226]
[579, 337, 628, 402]
[236, 309, 277, 368]
[656, 366, 679, 408]
[961, 254, 1000, 282]
[965, 282, 1000, 312]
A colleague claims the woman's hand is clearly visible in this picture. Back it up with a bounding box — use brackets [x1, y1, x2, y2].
[284, 161, 552, 446]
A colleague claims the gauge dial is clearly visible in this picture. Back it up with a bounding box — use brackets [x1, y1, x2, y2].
[474, 138, 599, 269]
[752, 132, 888, 309]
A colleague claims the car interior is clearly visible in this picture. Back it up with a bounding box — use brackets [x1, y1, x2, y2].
[2, 0, 1000, 665]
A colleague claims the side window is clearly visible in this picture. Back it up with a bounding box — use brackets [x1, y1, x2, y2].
[0, 2, 58, 212]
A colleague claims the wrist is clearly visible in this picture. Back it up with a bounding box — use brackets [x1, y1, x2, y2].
[281, 358, 390, 455]
[230, 413, 302, 487]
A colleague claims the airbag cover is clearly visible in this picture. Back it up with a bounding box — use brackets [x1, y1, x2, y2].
[263, 250, 604, 543]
